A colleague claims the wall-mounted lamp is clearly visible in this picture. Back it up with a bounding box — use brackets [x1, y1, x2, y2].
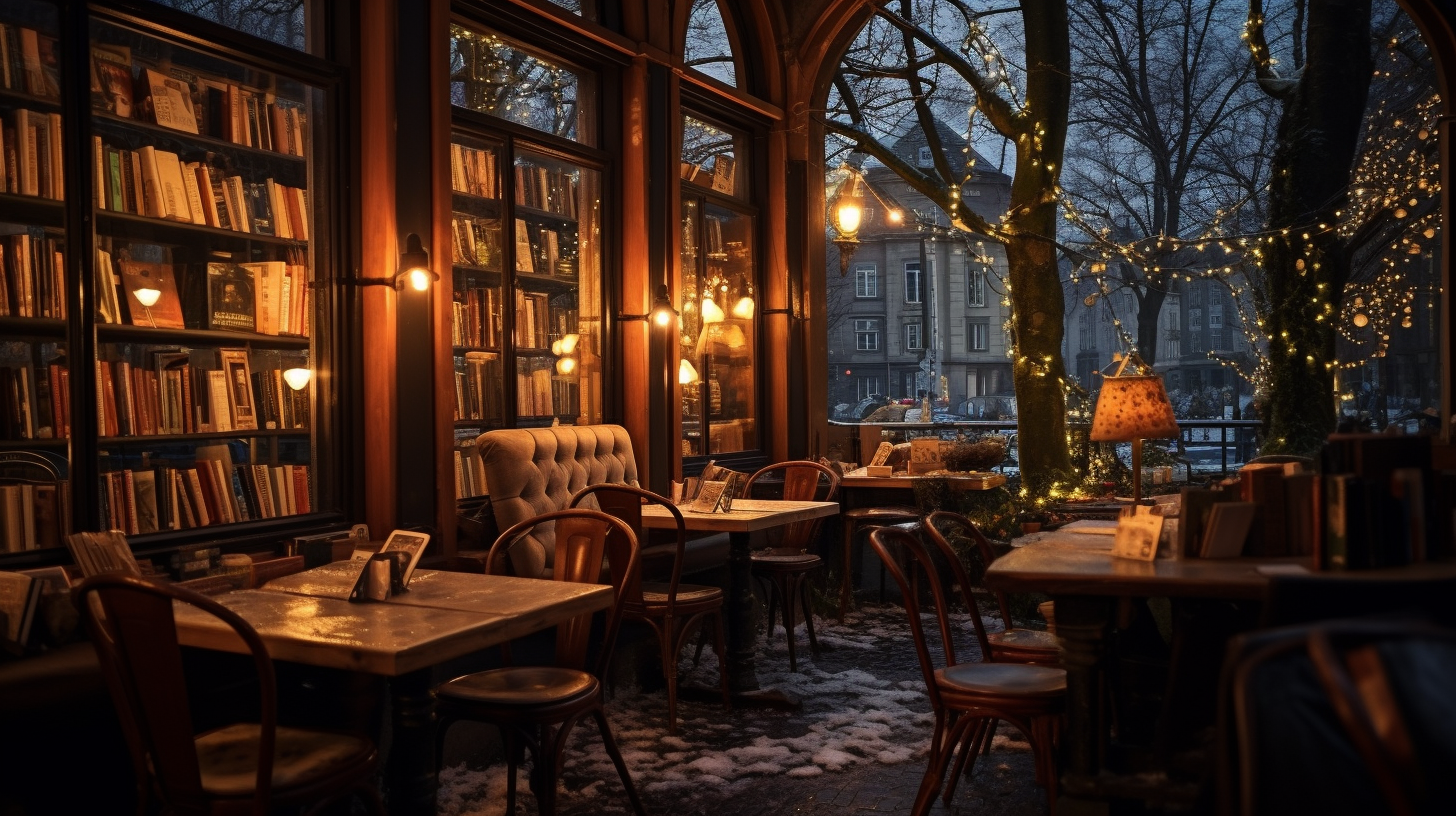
[830, 166, 865, 276]
[133, 287, 161, 326]
[395, 233, 436, 292]
[731, 294, 755, 320]
[679, 359, 700, 385]
[700, 298, 726, 324]
[621, 284, 678, 327]
[283, 367, 313, 391]
[552, 333, 580, 375]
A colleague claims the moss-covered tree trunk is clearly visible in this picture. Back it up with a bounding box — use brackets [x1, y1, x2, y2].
[1251, 0, 1373, 456]
[1006, 0, 1075, 491]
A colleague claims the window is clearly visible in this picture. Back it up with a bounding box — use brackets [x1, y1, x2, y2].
[904, 262, 922, 303]
[1188, 308, 1203, 330]
[917, 146, 933, 167]
[968, 319, 989, 352]
[684, 0, 739, 86]
[904, 323, 921, 350]
[855, 265, 878, 298]
[857, 377, 882, 400]
[450, 27, 595, 146]
[967, 267, 985, 307]
[1079, 312, 1095, 351]
[855, 319, 880, 351]
[1209, 306, 1223, 328]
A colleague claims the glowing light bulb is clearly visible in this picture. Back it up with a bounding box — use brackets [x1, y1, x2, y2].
[731, 296, 754, 319]
[678, 359, 699, 385]
[283, 368, 312, 391]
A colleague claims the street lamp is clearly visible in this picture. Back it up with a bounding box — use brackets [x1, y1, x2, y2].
[829, 166, 865, 276]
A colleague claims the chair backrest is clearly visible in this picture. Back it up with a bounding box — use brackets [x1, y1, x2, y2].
[487, 508, 640, 676]
[568, 483, 685, 613]
[73, 573, 280, 815]
[1218, 616, 1456, 816]
[476, 424, 640, 577]
[743, 460, 840, 551]
[869, 526, 963, 711]
[921, 511, 997, 660]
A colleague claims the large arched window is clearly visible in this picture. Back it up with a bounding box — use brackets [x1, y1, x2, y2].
[684, 0, 741, 87]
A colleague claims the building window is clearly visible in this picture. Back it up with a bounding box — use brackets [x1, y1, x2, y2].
[855, 265, 878, 298]
[967, 267, 985, 307]
[1209, 307, 1223, 328]
[905, 323, 921, 350]
[855, 319, 880, 351]
[1189, 308, 1203, 330]
[684, 0, 738, 86]
[1079, 312, 1094, 351]
[968, 319, 989, 352]
[857, 377, 882, 400]
[904, 262, 922, 303]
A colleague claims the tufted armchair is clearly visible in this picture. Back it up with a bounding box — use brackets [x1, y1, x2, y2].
[476, 424, 640, 578]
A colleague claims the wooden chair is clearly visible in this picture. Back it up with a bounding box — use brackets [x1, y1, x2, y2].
[869, 527, 1065, 814]
[745, 460, 840, 672]
[923, 510, 1060, 664]
[433, 509, 646, 816]
[72, 573, 384, 816]
[838, 503, 922, 620]
[570, 483, 730, 734]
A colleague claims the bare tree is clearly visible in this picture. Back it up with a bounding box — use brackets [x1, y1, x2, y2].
[1060, 0, 1272, 365]
[825, 0, 1075, 493]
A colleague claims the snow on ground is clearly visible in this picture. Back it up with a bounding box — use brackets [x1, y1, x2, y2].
[436, 603, 1033, 816]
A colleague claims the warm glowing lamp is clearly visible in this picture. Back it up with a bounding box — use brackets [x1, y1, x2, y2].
[283, 367, 312, 391]
[1089, 354, 1180, 504]
[555, 356, 577, 375]
[133, 287, 161, 326]
[395, 233, 436, 291]
[830, 166, 866, 276]
[650, 284, 675, 327]
[701, 298, 726, 324]
[679, 359, 700, 385]
[731, 295, 754, 319]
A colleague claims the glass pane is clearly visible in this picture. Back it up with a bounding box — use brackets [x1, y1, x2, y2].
[449, 132, 505, 492]
[679, 201, 756, 455]
[88, 17, 322, 534]
[685, 0, 738, 87]
[150, 0, 308, 52]
[541, 0, 598, 20]
[450, 24, 596, 147]
[511, 151, 601, 426]
[0, 2, 69, 552]
[681, 115, 740, 197]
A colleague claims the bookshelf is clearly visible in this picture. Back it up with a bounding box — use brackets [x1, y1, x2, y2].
[448, 22, 604, 502]
[0, 1, 342, 565]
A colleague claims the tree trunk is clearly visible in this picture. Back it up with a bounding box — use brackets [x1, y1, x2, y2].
[1259, 0, 1372, 456]
[1136, 280, 1167, 364]
[1009, 0, 1076, 493]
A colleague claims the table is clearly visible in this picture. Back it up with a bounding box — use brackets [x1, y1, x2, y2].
[837, 467, 1007, 491]
[640, 498, 839, 699]
[174, 570, 612, 816]
[983, 521, 1301, 807]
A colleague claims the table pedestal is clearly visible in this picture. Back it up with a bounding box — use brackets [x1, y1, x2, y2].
[383, 669, 437, 816]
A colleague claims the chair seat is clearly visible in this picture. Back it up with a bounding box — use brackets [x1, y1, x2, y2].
[937, 662, 1066, 697]
[196, 724, 376, 797]
[842, 505, 921, 522]
[639, 581, 723, 607]
[751, 550, 822, 567]
[989, 628, 1060, 653]
[436, 666, 598, 707]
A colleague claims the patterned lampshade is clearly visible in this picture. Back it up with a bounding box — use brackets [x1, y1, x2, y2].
[1089, 374, 1180, 441]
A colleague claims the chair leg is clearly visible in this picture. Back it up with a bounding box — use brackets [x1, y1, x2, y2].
[798, 572, 820, 657]
[712, 610, 731, 709]
[503, 728, 519, 816]
[839, 520, 856, 621]
[659, 615, 680, 735]
[593, 708, 648, 816]
[777, 573, 799, 672]
[943, 718, 989, 805]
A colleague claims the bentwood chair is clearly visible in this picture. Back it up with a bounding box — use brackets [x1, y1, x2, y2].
[570, 483, 730, 733]
[433, 509, 646, 816]
[73, 573, 385, 816]
[923, 511, 1060, 664]
[745, 460, 840, 672]
[870, 527, 1065, 814]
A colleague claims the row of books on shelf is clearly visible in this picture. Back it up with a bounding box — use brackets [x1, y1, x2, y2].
[1, 360, 64, 441]
[452, 287, 502, 349]
[514, 290, 574, 350]
[514, 163, 578, 217]
[453, 443, 487, 500]
[513, 218, 576, 277]
[96, 252, 310, 337]
[0, 481, 66, 553]
[91, 44, 308, 157]
[98, 457, 312, 536]
[451, 212, 500, 270]
[517, 366, 579, 418]
[94, 350, 308, 438]
[0, 22, 61, 100]
[450, 141, 498, 199]
[454, 351, 503, 423]
[1, 107, 62, 200]
[92, 139, 309, 239]
[0, 232, 65, 319]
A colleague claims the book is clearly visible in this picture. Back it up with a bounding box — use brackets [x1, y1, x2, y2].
[0, 570, 41, 646]
[218, 348, 257, 431]
[116, 260, 185, 329]
[246, 261, 287, 335]
[379, 529, 431, 585]
[143, 68, 199, 133]
[1200, 502, 1257, 558]
[206, 262, 257, 332]
[64, 530, 142, 578]
[90, 44, 134, 118]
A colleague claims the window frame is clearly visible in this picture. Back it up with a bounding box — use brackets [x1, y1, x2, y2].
[904, 322, 922, 351]
[854, 264, 878, 298]
[855, 318, 881, 352]
[904, 261, 923, 304]
[968, 319, 989, 352]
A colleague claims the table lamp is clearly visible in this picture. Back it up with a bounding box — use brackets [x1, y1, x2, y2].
[1089, 354, 1180, 504]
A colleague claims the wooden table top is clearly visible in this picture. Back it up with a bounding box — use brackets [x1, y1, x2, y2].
[175, 571, 613, 675]
[984, 521, 1302, 600]
[838, 468, 1007, 490]
[640, 499, 839, 533]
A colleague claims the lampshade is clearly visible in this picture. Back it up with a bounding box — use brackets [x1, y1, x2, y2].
[1089, 374, 1180, 442]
